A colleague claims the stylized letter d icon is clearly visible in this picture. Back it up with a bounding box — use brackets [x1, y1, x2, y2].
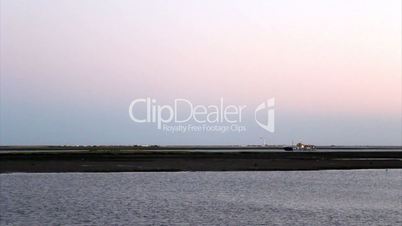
[254, 98, 275, 133]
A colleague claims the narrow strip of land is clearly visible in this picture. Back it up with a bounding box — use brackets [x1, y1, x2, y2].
[1, 149, 401, 173]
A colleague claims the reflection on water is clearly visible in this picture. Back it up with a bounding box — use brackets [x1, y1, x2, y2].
[1, 170, 401, 225]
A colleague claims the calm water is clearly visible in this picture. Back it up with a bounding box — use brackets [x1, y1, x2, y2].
[1, 170, 401, 225]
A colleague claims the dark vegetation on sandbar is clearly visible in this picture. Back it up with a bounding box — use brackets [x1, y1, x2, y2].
[0, 145, 401, 173]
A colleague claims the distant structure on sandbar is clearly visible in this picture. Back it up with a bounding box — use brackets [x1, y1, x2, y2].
[296, 143, 316, 150]
[283, 142, 316, 151]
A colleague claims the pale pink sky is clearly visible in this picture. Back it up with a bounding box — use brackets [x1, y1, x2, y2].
[1, 0, 401, 145]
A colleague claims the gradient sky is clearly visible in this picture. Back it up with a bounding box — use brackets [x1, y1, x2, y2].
[1, 0, 401, 145]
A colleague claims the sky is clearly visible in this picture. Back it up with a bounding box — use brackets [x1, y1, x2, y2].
[0, 0, 401, 145]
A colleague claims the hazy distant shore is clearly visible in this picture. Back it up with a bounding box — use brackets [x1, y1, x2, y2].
[1, 145, 401, 152]
[0, 147, 401, 173]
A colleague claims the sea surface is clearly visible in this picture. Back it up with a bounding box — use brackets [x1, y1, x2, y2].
[1, 170, 401, 225]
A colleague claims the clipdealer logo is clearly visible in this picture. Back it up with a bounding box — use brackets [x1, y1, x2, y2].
[254, 98, 275, 133]
[128, 98, 275, 133]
